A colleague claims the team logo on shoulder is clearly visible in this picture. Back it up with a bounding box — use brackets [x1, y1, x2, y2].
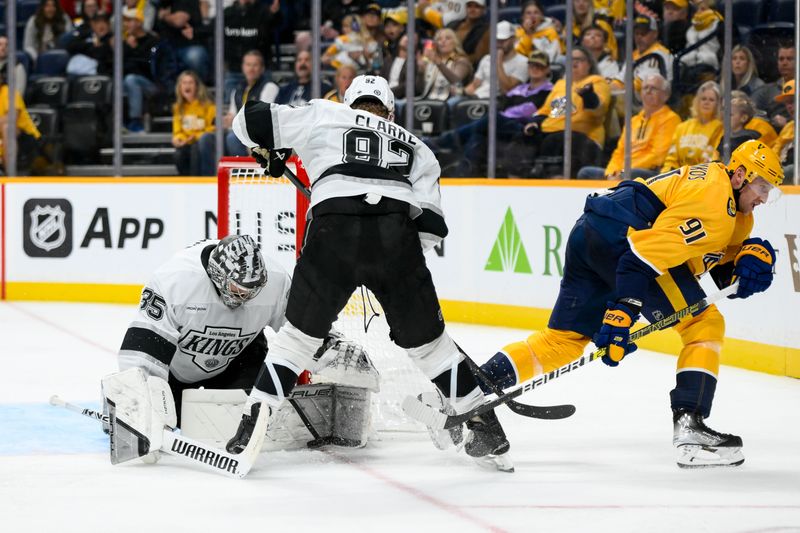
[23, 198, 73, 258]
[179, 326, 256, 373]
[727, 197, 736, 217]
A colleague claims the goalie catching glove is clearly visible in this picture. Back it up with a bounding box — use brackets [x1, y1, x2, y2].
[732, 238, 775, 299]
[251, 147, 292, 178]
[593, 299, 641, 367]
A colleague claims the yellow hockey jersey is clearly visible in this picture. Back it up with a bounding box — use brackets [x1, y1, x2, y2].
[629, 162, 752, 278]
[746, 116, 778, 148]
[773, 120, 794, 164]
[661, 117, 723, 172]
[537, 74, 611, 146]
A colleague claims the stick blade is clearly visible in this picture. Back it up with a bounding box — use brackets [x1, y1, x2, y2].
[402, 396, 448, 430]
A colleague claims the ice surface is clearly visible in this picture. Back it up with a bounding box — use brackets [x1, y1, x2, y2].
[1, 302, 798, 533]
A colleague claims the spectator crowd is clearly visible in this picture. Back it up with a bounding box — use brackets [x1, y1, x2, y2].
[0, 0, 795, 179]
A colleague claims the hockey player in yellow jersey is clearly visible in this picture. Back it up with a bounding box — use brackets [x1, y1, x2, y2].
[479, 140, 784, 468]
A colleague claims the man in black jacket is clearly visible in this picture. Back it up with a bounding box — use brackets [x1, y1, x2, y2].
[122, 7, 161, 133]
[65, 13, 113, 76]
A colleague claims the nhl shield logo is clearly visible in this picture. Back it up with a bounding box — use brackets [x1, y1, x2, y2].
[30, 205, 66, 251]
[23, 198, 73, 257]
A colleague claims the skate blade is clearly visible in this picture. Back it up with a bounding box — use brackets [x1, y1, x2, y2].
[472, 452, 515, 473]
[676, 444, 745, 468]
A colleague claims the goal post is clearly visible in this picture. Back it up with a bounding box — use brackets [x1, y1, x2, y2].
[217, 156, 434, 433]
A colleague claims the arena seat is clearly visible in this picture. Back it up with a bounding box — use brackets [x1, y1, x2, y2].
[410, 99, 449, 137]
[28, 76, 69, 108]
[450, 99, 489, 129]
[32, 49, 69, 77]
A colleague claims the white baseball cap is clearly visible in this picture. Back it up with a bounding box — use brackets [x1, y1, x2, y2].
[496, 20, 515, 40]
[343, 75, 395, 114]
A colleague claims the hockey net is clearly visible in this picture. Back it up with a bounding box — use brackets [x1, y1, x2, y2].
[217, 156, 434, 433]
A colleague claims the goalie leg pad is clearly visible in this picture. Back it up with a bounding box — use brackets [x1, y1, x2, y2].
[266, 384, 371, 449]
[181, 389, 248, 448]
[102, 368, 177, 465]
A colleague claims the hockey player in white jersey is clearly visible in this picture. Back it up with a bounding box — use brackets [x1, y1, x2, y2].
[107, 234, 380, 466]
[116, 235, 291, 424]
[226, 74, 511, 469]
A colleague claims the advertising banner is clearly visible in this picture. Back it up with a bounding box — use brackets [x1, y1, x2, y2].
[4, 180, 216, 290]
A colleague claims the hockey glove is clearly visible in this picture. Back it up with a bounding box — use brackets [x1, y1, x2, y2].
[732, 237, 775, 299]
[252, 147, 292, 178]
[576, 83, 600, 109]
[593, 300, 640, 367]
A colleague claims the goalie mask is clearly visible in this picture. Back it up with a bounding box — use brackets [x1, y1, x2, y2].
[206, 235, 267, 308]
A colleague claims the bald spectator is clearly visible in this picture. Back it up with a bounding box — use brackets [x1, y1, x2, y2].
[276, 50, 331, 105]
[224, 50, 279, 156]
[578, 74, 680, 179]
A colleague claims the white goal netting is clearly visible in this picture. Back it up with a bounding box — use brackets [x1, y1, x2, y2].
[218, 157, 434, 433]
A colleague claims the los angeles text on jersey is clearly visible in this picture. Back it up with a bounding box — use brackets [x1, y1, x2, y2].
[355, 114, 417, 145]
[178, 326, 256, 372]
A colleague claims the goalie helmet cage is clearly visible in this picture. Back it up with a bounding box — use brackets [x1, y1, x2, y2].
[217, 156, 434, 433]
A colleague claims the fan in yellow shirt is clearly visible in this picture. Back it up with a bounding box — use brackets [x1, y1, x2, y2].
[172, 70, 216, 176]
[508, 46, 610, 177]
[578, 73, 680, 179]
[0, 83, 41, 172]
[662, 80, 723, 171]
[514, 0, 562, 64]
[772, 79, 795, 169]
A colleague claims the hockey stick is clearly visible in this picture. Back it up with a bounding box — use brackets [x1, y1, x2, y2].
[457, 345, 576, 420]
[283, 166, 311, 199]
[282, 165, 571, 420]
[49, 395, 268, 479]
[50, 395, 110, 423]
[403, 282, 740, 430]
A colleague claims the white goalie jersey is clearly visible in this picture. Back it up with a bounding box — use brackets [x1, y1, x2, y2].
[118, 240, 291, 384]
[232, 98, 448, 251]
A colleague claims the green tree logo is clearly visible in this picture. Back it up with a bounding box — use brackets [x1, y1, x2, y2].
[485, 207, 532, 273]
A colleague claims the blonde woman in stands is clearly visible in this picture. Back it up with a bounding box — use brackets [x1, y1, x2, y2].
[417, 28, 473, 102]
[515, 0, 561, 64]
[172, 70, 216, 176]
[661, 80, 723, 171]
[731, 45, 764, 96]
[23, 0, 73, 62]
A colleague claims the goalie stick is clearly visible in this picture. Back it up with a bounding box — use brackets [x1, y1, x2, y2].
[49, 395, 268, 479]
[403, 282, 740, 430]
[281, 164, 571, 421]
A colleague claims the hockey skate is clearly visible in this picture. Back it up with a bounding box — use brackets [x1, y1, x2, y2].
[226, 403, 266, 454]
[464, 409, 514, 473]
[673, 409, 744, 468]
[417, 390, 464, 450]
